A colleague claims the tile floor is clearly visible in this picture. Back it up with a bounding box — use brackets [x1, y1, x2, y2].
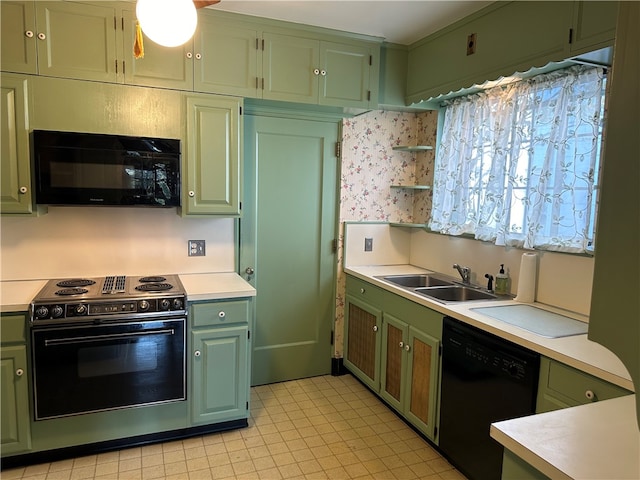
[2, 374, 466, 480]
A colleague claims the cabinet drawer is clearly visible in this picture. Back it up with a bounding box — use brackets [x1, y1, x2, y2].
[191, 300, 249, 327]
[346, 276, 387, 308]
[545, 359, 631, 405]
[0, 314, 27, 344]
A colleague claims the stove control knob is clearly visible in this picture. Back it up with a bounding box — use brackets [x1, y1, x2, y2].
[173, 298, 184, 310]
[51, 305, 64, 318]
[159, 299, 171, 310]
[35, 306, 49, 319]
[138, 300, 150, 312]
[75, 304, 87, 315]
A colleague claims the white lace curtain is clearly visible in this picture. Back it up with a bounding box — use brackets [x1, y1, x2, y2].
[429, 65, 606, 253]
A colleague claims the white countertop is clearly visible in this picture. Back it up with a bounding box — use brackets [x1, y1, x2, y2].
[345, 264, 633, 391]
[179, 272, 256, 301]
[491, 394, 640, 480]
[0, 273, 255, 314]
[0, 280, 47, 313]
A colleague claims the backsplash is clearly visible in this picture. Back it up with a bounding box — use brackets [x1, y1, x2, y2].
[0, 207, 236, 281]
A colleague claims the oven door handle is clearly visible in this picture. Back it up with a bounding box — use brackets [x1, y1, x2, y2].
[44, 328, 176, 346]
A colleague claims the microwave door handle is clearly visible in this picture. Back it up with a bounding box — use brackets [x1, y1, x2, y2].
[44, 329, 175, 347]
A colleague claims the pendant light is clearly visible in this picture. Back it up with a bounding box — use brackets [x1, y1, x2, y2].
[136, 0, 198, 48]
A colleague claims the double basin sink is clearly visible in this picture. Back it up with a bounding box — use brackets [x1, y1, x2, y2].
[375, 273, 509, 303]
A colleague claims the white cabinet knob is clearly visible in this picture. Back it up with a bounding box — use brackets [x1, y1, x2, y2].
[195, 53, 202, 60]
[37, 32, 46, 40]
[360, 288, 365, 294]
[218, 311, 226, 318]
[404, 344, 411, 352]
[186, 52, 193, 59]
[398, 341, 404, 349]
[313, 68, 320, 75]
[585, 390, 595, 400]
[194, 350, 201, 357]
[19, 186, 28, 194]
[372, 325, 378, 332]
[188, 191, 195, 197]
[320, 70, 326, 76]
[25, 31, 34, 38]
[16, 368, 24, 377]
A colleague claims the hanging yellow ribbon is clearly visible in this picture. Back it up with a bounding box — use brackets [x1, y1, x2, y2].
[134, 20, 144, 59]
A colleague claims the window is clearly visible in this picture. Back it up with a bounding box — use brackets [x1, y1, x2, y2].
[429, 65, 606, 254]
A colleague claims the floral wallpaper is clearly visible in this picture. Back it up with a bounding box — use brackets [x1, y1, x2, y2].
[333, 109, 438, 358]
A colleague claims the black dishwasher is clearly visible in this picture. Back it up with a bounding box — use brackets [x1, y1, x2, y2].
[439, 317, 540, 480]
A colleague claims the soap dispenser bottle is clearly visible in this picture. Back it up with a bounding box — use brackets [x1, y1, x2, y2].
[495, 264, 509, 295]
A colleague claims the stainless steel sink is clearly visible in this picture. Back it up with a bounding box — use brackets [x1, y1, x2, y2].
[380, 274, 455, 288]
[415, 285, 499, 303]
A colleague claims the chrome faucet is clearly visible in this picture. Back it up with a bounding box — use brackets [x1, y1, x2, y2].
[453, 264, 471, 284]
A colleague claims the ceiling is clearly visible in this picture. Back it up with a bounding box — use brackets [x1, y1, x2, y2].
[208, 1, 493, 45]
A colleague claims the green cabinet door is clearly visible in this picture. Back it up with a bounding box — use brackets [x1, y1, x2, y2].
[184, 95, 242, 216]
[191, 326, 249, 425]
[319, 41, 373, 108]
[262, 32, 319, 104]
[1, 75, 33, 215]
[1, 1, 38, 74]
[380, 313, 408, 412]
[194, 15, 260, 97]
[404, 327, 440, 440]
[121, 9, 193, 90]
[569, 1, 618, 54]
[344, 295, 383, 393]
[35, 1, 118, 83]
[1, 344, 31, 455]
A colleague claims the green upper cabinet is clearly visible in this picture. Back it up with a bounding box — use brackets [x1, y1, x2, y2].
[569, 1, 618, 55]
[193, 15, 260, 97]
[1, 74, 33, 215]
[1, 1, 38, 75]
[262, 32, 320, 104]
[121, 8, 193, 90]
[407, 1, 574, 104]
[263, 32, 378, 108]
[184, 94, 242, 216]
[34, 1, 119, 83]
[319, 41, 374, 108]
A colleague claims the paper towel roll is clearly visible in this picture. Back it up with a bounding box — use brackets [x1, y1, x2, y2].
[514, 253, 537, 303]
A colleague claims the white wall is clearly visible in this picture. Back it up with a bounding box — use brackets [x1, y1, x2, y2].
[0, 207, 236, 281]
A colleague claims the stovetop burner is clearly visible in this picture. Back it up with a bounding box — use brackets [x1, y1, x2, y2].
[135, 283, 173, 292]
[55, 287, 89, 296]
[31, 274, 187, 324]
[56, 279, 96, 288]
[139, 276, 167, 283]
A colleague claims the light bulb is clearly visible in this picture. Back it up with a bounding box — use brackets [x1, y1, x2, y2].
[136, 0, 197, 48]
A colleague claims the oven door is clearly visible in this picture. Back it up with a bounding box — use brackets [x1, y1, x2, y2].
[31, 318, 186, 420]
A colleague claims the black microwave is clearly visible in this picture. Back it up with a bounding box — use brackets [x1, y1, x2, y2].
[33, 130, 181, 207]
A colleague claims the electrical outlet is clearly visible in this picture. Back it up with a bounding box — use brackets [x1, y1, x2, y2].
[364, 237, 373, 252]
[188, 240, 206, 257]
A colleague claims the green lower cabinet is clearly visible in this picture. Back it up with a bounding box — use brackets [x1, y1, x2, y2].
[501, 450, 550, 480]
[344, 276, 442, 442]
[1, 314, 31, 455]
[190, 299, 252, 426]
[380, 314, 440, 441]
[536, 356, 632, 413]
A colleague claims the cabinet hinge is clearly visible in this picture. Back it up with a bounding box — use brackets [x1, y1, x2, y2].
[369, 55, 372, 66]
[434, 426, 438, 437]
[122, 60, 125, 75]
[331, 238, 338, 253]
[367, 91, 371, 101]
[246, 401, 249, 410]
[262, 39, 265, 51]
[115, 59, 118, 74]
[256, 38, 259, 50]
[239, 105, 243, 116]
[568, 28, 574, 44]
[121, 16, 124, 31]
[113, 16, 116, 31]
[330, 330, 334, 345]
[438, 344, 442, 356]
[247, 330, 250, 340]
[261, 77, 265, 90]
[335, 141, 341, 158]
